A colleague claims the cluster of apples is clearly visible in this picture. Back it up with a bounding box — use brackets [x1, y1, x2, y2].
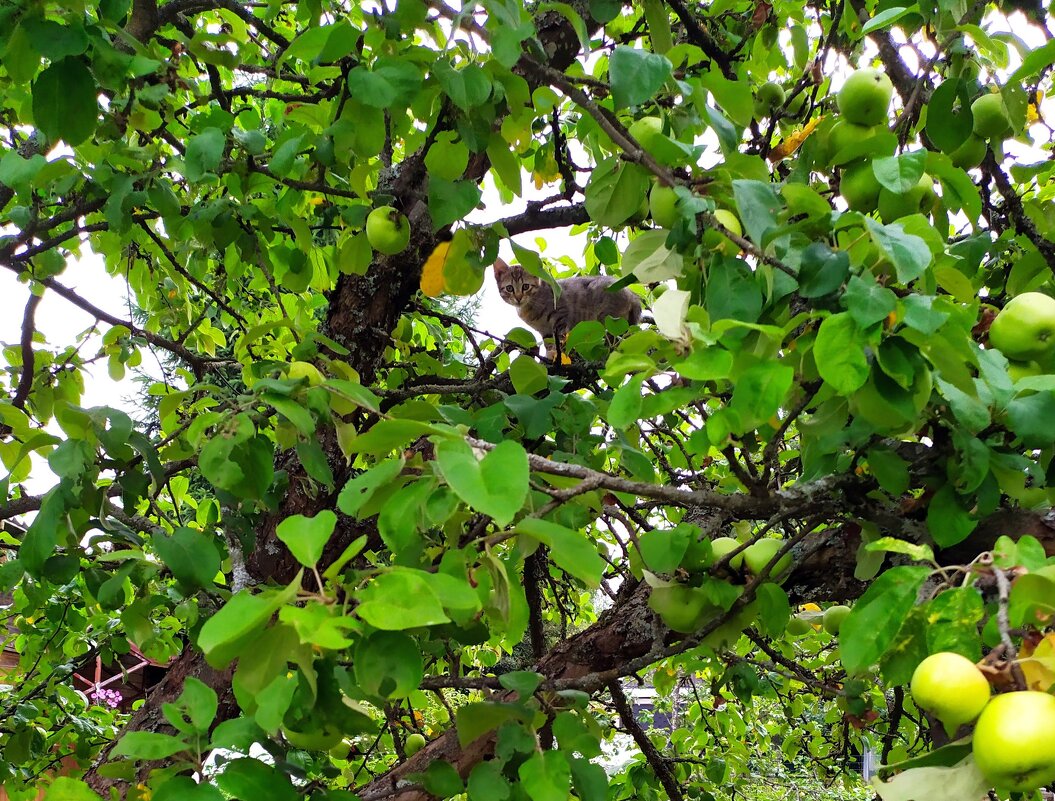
[987, 291, 1055, 379]
[786, 603, 850, 637]
[910, 652, 1055, 792]
[646, 534, 793, 643]
[950, 90, 1013, 170]
[828, 68, 937, 223]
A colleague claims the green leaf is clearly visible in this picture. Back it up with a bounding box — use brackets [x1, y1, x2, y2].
[797, 242, 850, 298]
[519, 751, 571, 801]
[337, 458, 406, 517]
[346, 59, 422, 109]
[498, 671, 542, 696]
[32, 57, 97, 146]
[175, 677, 219, 731]
[468, 762, 512, 801]
[925, 483, 977, 547]
[434, 61, 492, 111]
[925, 79, 972, 154]
[585, 158, 651, 228]
[347, 419, 438, 456]
[215, 758, 298, 801]
[509, 356, 548, 395]
[620, 228, 683, 282]
[607, 373, 646, 428]
[865, 536, 934, 563]
[516, 518, 605, 587]
[152, 777, 225, 801]
[865, 218, 932, 284]
[354, 631, 423, 699]
[435, 438, 529, 527]
[275, 510, 337, 568]
[839, 565, 929, 674]
[862, 6, 916, 33]
[1005, 391, 1055, 447]
[814, 313, 870, 394]
[198, 583, 297, 667]
[730, 362, 795, 430]
[428, 178, 483, 230]
[732, 179, 781, 246]
[422, 761, 465, 797]
[873, 151, 926, 193]
[111, 732, 189, 760]
[457, 703, 525, 747]
[608, 46, 672, 109]
[184, 127, 226, 182]
[152, 528, 221, 589]
[355, 569, 451, 629]
[42, 778, 104, 801]
[1008, 39, 1055, 82]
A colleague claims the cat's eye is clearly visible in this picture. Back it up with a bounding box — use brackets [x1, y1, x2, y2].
[505, 284, 514, 292]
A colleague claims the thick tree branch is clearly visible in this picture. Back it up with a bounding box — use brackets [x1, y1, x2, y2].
[984, 150, 1055, 273]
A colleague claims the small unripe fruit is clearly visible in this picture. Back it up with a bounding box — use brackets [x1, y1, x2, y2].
[821, 605, 851, 635]
[366, 206, 411, 255]
[838, 69, 894, 126]
[840, 161, 882, 213]
[649, 184, 680, 229]
[628, 116, 666, 151]
[710, 536, 744, 569]
[950, 134, 987, 169]
[971, 93, 1012, 140]
[405, 733, 427, 757]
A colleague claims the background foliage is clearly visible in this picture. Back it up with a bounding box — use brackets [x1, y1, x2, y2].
[0, 0, 1054, 799]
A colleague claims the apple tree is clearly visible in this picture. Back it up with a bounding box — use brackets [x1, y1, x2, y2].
[0, 0, 1054, 800]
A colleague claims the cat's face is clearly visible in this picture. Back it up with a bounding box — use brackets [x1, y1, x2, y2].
[493, 259, 542, 306]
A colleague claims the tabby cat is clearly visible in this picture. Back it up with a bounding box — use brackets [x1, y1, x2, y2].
[493, 259, 642, 342]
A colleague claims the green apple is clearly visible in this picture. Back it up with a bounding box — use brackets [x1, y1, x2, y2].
[628, 193, 650, 225]
[702, 209, 743, 255]
[741, 539, 792, 578]
[877, 173, 936, 222]
[910, 652, 990, 731]
[821, 605, 851, 635]
[710, 536, 744, 570]
[682, 535, 713, 572]
[950, 134, 987, 169]
[405, 732, 427, 757]
[971, 93, 1012, 140]
[649, 584, 715, 633]
[283, 725, 343, 751]
[628, 116, 666, 151]
[786, 615, 811, 637]
[972, 691, 1055, 791]
[1007, 359, 1043, 383]
[287, 360, 324, 386]
[827, 120, 881, 166]
[366, 206, 411, 255]
[838, 69, 894, 126]
[988, 292, 1055, 361]
[703, 600, 759, 649]
[840, 161, 882, 213]
[649, 184, 680, 229]
[754, 81, 785, 118]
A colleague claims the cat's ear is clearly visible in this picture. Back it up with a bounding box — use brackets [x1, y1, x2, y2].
[493, 258, 510, 279]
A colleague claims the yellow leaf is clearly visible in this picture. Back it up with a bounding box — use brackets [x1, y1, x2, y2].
[769, 115, 824, 162]
[420, 240, 451, 297]
[1019, 633, 1055, 692]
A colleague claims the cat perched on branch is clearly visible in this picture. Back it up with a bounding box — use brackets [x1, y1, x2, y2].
[493, 259, 643, 351]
